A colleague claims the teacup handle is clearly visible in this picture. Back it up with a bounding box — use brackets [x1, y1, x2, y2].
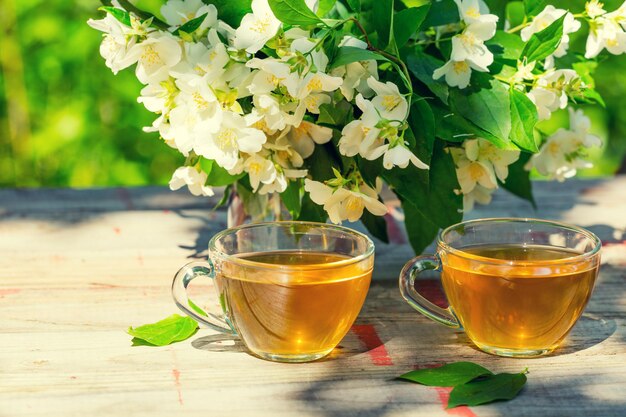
[172, 261, 237, 335]
[399, 255, 461, 329]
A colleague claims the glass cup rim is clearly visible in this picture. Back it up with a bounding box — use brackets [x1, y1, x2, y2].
[208, 221, 375, 271]
[437, 217, 602, 266]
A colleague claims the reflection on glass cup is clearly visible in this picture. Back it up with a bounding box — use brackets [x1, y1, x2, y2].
[400, 218, 601, 357]
[172, 221, 374, 362]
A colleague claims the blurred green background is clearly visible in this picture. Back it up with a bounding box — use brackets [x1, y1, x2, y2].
[0, 0, 625, 188]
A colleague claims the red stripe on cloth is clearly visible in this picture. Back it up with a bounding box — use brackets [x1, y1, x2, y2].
[435, 387, 478, 417]
[351, 324, 393, 366]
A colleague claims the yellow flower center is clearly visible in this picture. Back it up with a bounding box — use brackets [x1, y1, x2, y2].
[141, 45, 163, 66]
[466, 7, 480, 18]
[381, 95, 401, 112]
[192, 92, 209, 111]
[468, 162, 485, 180]
[607, 37, 619, 47]
[305, 95, 320, 111]
[294, 123, 310, 136]
[307, 76, 323, 92]
[548, 141, 561, 155]
[453, 61, 470, 74]
[248, 162, 262, 175]
[345, 195, 364, 213]
[216, 128, 237, 151]
[251, 17, 271, 34]
[458, 31, 477, 46]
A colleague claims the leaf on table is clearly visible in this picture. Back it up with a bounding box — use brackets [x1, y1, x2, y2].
[398, 362, 493, 387]
[127, 314, 198, 346]
[447, 372, 528, 408]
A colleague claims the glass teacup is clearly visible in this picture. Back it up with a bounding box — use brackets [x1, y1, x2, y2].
[399, 218, 601, 357]
[172, 221, 374, 362]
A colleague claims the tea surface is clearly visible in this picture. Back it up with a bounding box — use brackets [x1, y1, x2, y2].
[441, 244, 598, 352]
[216, 251, 372, 358]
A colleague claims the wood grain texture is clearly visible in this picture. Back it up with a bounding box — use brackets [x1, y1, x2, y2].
[1, 177, 625, 417]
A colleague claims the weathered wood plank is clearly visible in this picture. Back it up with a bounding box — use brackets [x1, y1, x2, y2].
[1, 177, 625, 417]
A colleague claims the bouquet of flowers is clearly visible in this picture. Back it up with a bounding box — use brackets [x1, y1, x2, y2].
[89, 0, 621, 252]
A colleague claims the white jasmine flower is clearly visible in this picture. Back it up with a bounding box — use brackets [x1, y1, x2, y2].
[304, 179, 387, 223]
[432, 59, 473, 89]
[339, 94, 381, 158]
[266, 134, 305, 168]
[244, 154, 277, 191]
[124, 32, 183, 84]
[137, 77, 178, 114]
[294, 72, 343, 113]
[234, 0, 281, 54]
[160, 0, 218, 30]
[462, 184, 494, 212]
[586, 0, 607, 18]
[169, 166, 214, 196]
[526, 69, 579, 120]
[331, 36, 379, 101]
[383, 145, 429, 170]
[286, 121, 333, 159]
[367, 77, 408, 121]
[585, 12, 626, 58]
[195, 112, 266, 170]
[521, 6, 581, 66]
[455, 0, 497, 27]
[87, 14, 136, 74]
[451, 138, 519, 210]
[528, 108, 602, 181]
[464, 138, 520, 181]
[511, 60, 536, 84]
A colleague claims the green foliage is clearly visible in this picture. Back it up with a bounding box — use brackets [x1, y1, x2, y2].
[372, 0, 395, 49]
[521, 14, 566, 62]
[509, 89, 539, 152]
[329, 47, 388, 69]
[449, 78, 513, 148]
[204, 0, 252, 26]
[393, 5, 430, 48]
[268, 0, 324, 26]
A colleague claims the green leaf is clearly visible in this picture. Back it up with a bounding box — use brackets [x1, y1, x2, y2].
[318, 101, 353, 127]
[421, 0, 459, 28]
[450, 78, 512, 146]
[399, 196, 439, 254]
[117, 0, 169, 29]
[361, 209, 389, 243]
[317, 0, 337, 16]
[521, 14, 565, 62]
[357, 156, 384, 188]
[372, 0, 394, 49]
[127, 314, 198, 346]
[383, 140, 462, 233]
[447, 372, 527, 408]
[98, 6, 131, 26]
[398, 362, 494, 387]
[329, 46, 388, 69]
[524, 0, 546, 16]
[299, 192, 327, 222]
[500, 152, 536, 208]
[487, 31, 525, 61]
[268, 0, 324, 26]
[173, 12, 208, 35]
[406, 51, 449, 103]
[199, 159, 245, 186]
[306, 143, 339, 181]
[346, 0, 361, 13]
[393, 5, 430, 48]
[204, 0, 252, 27]
[509, 89, 538, 152]
[281, 179, 303, 219]
[407, 99, 435, 166]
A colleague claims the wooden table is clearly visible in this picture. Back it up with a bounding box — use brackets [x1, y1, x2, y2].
[1, 177, 625, 417]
